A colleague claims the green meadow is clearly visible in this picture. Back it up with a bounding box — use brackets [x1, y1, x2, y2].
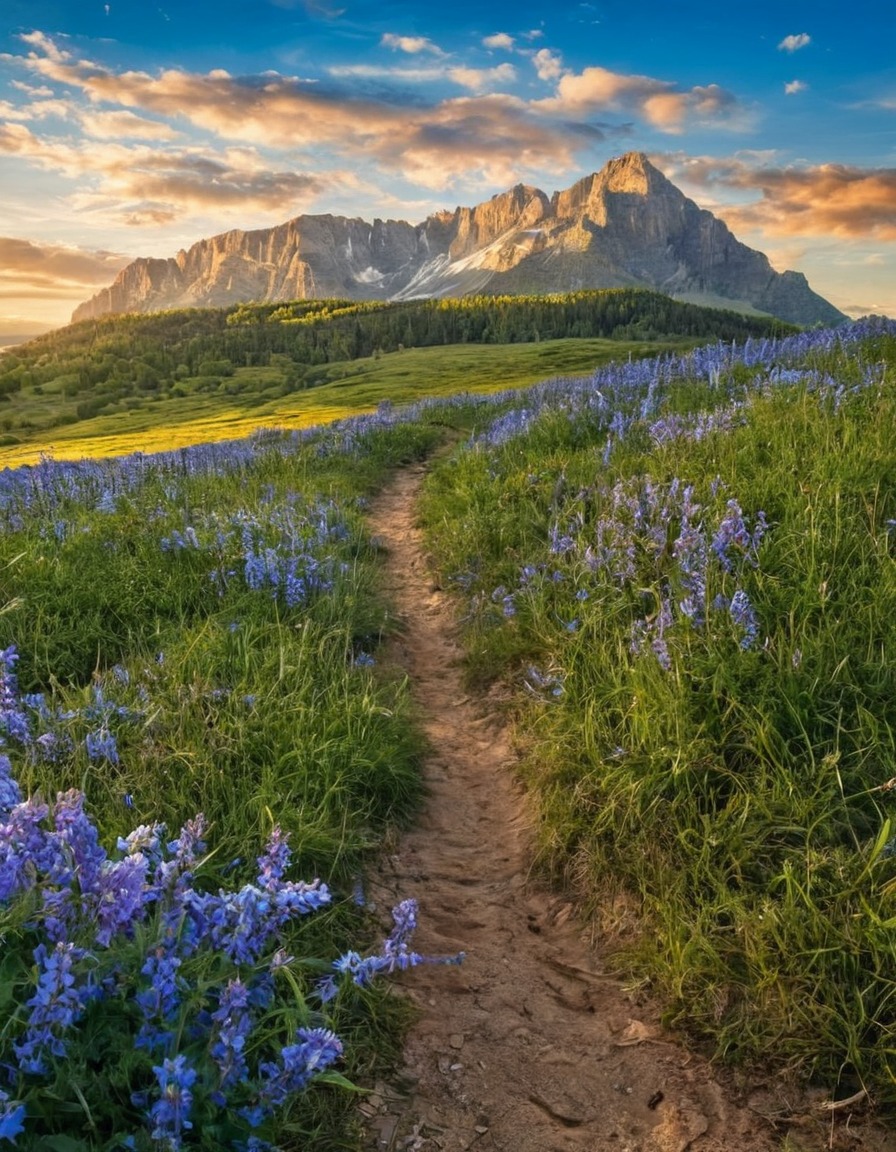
[1, 298, 895, 1148]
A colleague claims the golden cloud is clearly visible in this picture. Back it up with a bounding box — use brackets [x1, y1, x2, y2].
[0, 237, 129, 290]
[0, 123, 326, 222]
[666, 155, 896, 239]
[11, 32, 741, 186]
[79, 109, 180, 140]
[537, 66, 740, 132]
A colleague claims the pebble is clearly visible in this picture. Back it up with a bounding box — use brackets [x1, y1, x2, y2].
[449, 1033, 465, 1050]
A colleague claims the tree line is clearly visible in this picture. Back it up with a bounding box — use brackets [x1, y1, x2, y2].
[0, 290, 795, 403]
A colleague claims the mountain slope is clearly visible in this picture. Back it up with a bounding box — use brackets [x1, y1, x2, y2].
[72, 153, 844, 327]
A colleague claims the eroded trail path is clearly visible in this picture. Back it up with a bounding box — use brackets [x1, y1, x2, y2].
[363, 464, 778, 1152]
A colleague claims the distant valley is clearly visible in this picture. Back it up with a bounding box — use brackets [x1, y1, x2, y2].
[73, 152, 844, 328]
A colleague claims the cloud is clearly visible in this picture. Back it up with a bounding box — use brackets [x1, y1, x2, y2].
[538, 66, 740, 133]
[0, 97, 72, 122]
[483, 33, 514, 51]
[369, 94, 590, 189]
[532, 49, 563, 83]
[79, 109, 180, 140]
[19, 30, 71, 63]
[778, 33, 811, 52]
[10, 80, 54, 97]
[662, 154, 896, 240]
[447, 64, 516, 92]
[0, 123, 325, 222]
[9, 33, 590, 189]
[784, 80, 807, 95]
[0, 237, 129, 297]
[327, 64, 446, 82]
[380, 33, 445, 56]
[328, 61, 516, 93]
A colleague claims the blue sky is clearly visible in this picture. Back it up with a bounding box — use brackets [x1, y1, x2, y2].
[1, 0, 894, 328]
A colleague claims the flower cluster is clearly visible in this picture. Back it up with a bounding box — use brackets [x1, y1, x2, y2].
[0, 703, 457, 1150]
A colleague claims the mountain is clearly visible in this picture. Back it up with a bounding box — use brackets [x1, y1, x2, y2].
[72, 153, 844, 327]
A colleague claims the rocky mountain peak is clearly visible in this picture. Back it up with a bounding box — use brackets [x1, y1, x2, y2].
[71, 153, 845, 327]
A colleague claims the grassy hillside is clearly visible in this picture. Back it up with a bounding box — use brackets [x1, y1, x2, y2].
[0, 290, 792, 464]
[0, 337, 703, 467]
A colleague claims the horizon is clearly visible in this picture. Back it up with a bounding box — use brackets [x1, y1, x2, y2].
[1, 1, 894, 329]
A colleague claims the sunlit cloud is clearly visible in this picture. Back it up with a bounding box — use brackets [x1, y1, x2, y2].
[538, 66, 741, 133]
[0, 123, 325, 223]
[19, 30, 71, 62]
[380, 33, 445, 56]
[784, 80, 807, 95]
[532, 49, 564, 83]
[8, 33, 593, 188]
[79, 109, 180, 140]
[448, 64, 517, 92]
[661, 154, 896, 239]
[483, 33, 514, 51]
[0, 97, 72, 121]
[0, 237, 129, 308]
[327, 61, 516, 92]
[10, 80, 54, 97]
[778, 33, 811, 53]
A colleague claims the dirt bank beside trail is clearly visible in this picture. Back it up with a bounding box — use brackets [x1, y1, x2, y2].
[361, 462, 884, 1152]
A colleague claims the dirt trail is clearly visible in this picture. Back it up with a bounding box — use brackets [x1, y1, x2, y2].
[361, 463, 864, 1152]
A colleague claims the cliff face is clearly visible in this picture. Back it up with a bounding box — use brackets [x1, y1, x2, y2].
[72, 153, 845, 326]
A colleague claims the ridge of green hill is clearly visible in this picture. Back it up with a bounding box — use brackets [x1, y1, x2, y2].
[0, 290, 795, 461]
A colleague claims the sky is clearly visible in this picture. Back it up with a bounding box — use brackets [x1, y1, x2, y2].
[1, 0, 894, 330]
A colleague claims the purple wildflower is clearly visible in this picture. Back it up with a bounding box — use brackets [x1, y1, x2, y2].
[0, 1090, 25, 1143]
[147, 1054, 197, 1150]
[210, 979, 253, 1090]
[13, 942, 93, 1074]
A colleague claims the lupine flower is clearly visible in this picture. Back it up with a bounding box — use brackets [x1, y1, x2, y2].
[147, 1054, 197, 1149]
[0, 1090, 25, 1142]
[254, 1028, 343, 1113]
[210, 979, 253, 1091]
[0, 754, 21, 814]
[85, 726, 119, 765]
[13, 942, 93, 1074]
[729, 589, 760, 650]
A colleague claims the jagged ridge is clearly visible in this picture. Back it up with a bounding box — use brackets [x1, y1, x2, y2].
[73, 153, 845, 327]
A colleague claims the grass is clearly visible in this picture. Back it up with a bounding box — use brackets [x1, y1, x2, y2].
[418, 319, 896, 1105]
[0, 337, 697, 467]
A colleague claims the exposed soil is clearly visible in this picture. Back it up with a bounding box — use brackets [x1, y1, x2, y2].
[361, 462, 887, 1152]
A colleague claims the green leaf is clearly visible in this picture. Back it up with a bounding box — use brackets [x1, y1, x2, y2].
[314, 1070, 362, 1092]
[35, 1136, 90, 1152]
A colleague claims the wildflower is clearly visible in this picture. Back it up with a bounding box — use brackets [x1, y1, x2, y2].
[85, 726, 119, 765]
[147, 1055, 197, 1149]
[13, 942, 93, 1074]
[0, 753, 21, 813]
[729, 589, 760, 650]
[255, 1028, 343, 1112]
[210, 979, 253, 1090]
[0, 1090, 25, 1142]
[256, 825, 290, 891]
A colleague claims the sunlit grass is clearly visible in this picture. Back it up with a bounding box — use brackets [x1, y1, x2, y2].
[0, 337, 694, 466]
[419, 321, 896, 1103]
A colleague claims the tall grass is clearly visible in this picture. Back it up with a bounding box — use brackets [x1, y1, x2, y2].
[420, 319, 896, 1102]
